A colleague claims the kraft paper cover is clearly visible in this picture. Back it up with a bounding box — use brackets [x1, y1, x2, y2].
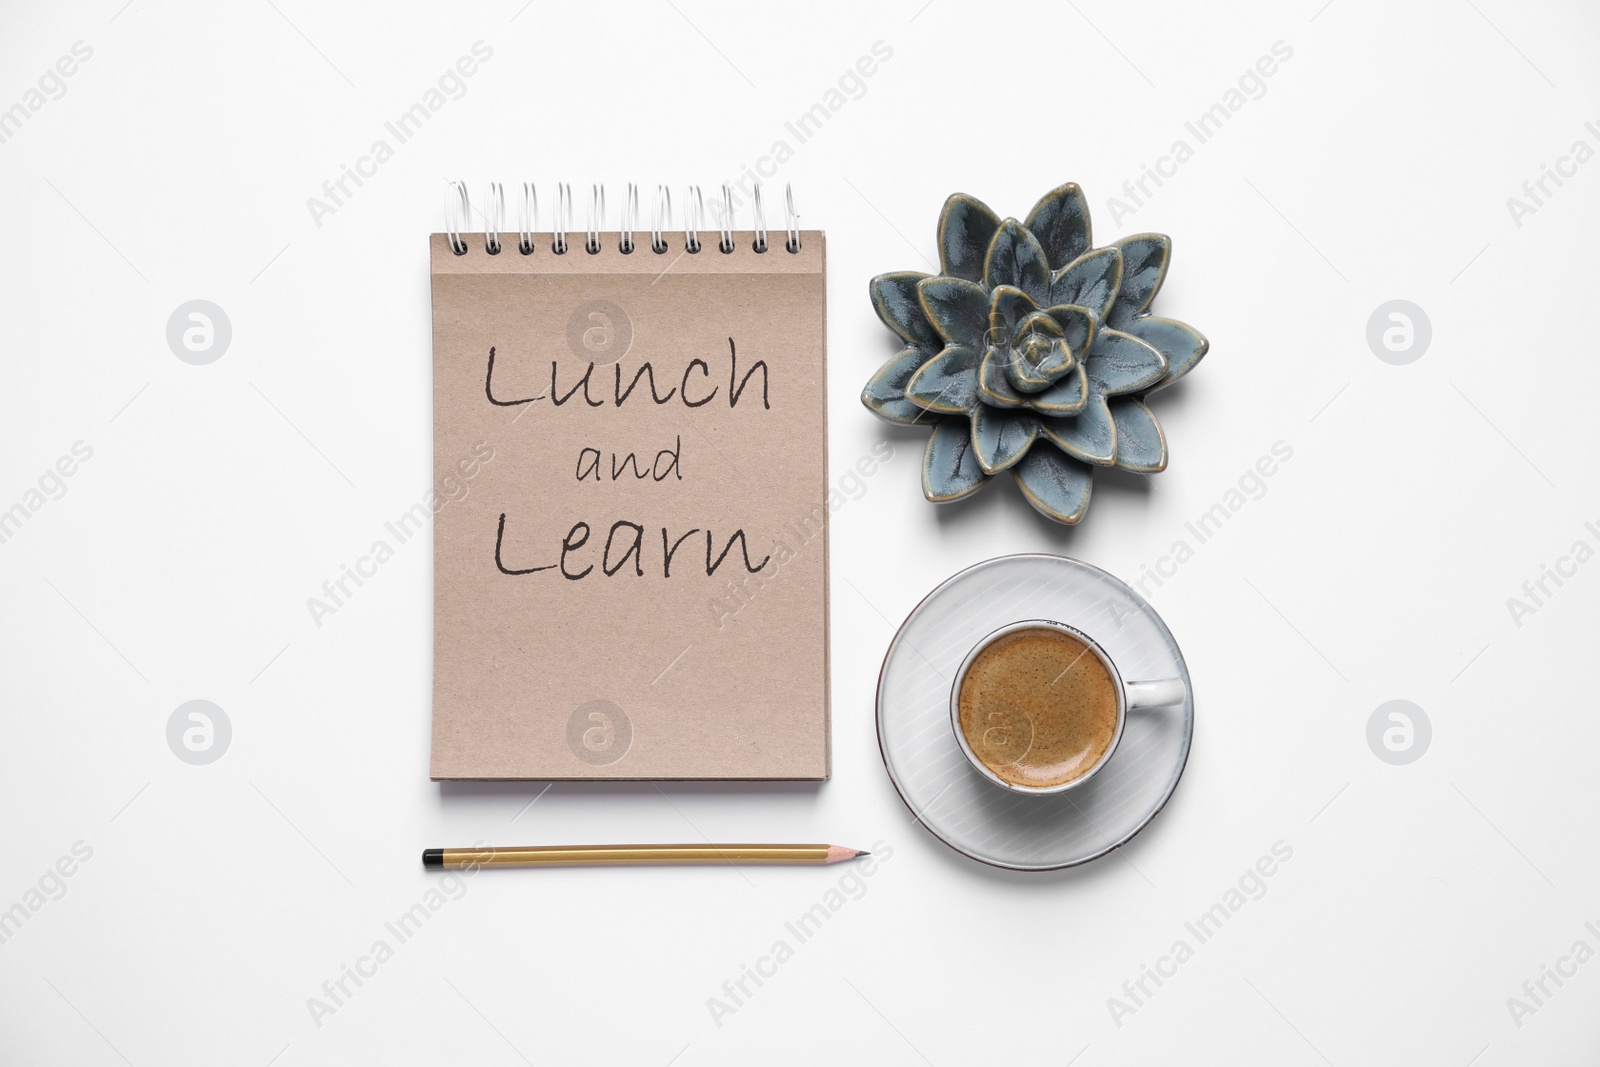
[429, 232, 829, 779]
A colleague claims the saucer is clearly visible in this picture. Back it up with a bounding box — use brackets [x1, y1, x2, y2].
[875, 554, 1193, 871]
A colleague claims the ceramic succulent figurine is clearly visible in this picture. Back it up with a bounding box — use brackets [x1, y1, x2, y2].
[861, 183, 1207, 524]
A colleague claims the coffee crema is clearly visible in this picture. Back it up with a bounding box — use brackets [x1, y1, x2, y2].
[956, 626, 1120, 789]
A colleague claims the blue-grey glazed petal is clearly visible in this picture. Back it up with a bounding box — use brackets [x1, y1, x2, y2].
[984, 220, 1052, 305]
[978, 346, 1030, 409]
[1024, 364, 1089, 416]
[1040, 395, 1117, 465]
[1012, 446, 1094, 524]
[1118, 315, 1208, 391]
[1023, 182, 1092, 269]
[861, 346, 938, 424]
[1108, 398, 1168, 472]
[987, 285, 1039, 339]
[923, 419, 990, 502]
[1015, 310, 1064, 339]
[1108, 234, 1171, 327]
[970, 407, 1039, 475]
[995, 344, 1040, 395]
[869, 271, 939, 349]
[1006, 332, 1074, 393]
[1049, 247, 1123, 320]
[1041, 304, 1096, 360]
[1084, 329, 1168, 397]
[903, 343, 980, 414]
[917, 277, 990, 347]
[938, 194, 1001, 283]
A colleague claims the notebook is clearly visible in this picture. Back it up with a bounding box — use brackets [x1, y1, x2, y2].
[429, 183, 829, 780]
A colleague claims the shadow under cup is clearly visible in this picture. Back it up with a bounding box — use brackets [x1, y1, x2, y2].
[950, 620, 1187, 795]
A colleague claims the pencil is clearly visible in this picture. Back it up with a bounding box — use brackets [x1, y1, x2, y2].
[422, 844, 869, 869]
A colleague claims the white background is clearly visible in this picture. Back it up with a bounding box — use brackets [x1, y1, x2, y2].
[2, 0, 1597, 1063]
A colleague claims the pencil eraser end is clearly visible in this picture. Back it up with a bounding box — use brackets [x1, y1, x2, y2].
[422, 848, 444, 869]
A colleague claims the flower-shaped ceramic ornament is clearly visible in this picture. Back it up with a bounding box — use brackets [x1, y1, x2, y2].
[861, 183, 1207, 524]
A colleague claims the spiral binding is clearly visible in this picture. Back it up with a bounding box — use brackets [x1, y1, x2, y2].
[619, 182, 638, 254]
[651, 185, 672, 254]
[585, 184, 605, 254]
[484, 182, 504, 255]
[554, 183, 573, 255]
[517, 183, 537, 255]
[445, 181, 800, 256]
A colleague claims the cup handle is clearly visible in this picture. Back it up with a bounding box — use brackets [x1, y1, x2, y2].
[1126, 678, 1186, 709]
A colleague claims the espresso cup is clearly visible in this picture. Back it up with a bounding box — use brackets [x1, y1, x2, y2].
[949, 620, 1186, 795]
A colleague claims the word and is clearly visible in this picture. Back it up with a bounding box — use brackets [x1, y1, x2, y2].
[1506, 119, 1600, 228]
[712, 40, 895, 223]
[307, 42, 494, 227]
[576, 436, 681, 482]
[0, 440, 94, 546]
[1107, 841, 1294, 1027]
[306, 847, 488, 1028]
[306, 441, 493, 627]
[0, 40, 93, 147]
[1132, 440, 1294, 600]
[708, 441, 894, 628]
[1107, 40, 1294, 224]
[1505, 519, 1600, 628]
[0, 841, 94, 946]
[1505, 920, 1600, 1028]
[487, 339, 769, 411]
[706, 839, 893, 1027]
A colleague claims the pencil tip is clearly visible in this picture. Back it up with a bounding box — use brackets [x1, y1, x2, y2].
[825, 844, 871, 864]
